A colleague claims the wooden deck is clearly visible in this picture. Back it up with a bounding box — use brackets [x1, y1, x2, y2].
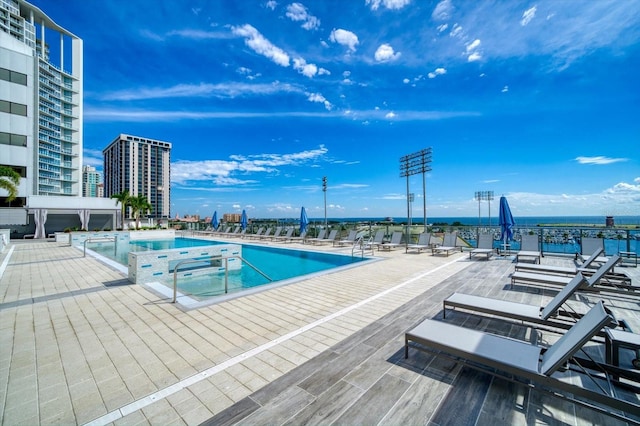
[203, 255, 640, 426]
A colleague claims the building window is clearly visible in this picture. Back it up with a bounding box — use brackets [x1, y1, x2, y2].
[0, 132, 27, 147]
[0, 100, 27, 116]
[0, 67, 27, 85]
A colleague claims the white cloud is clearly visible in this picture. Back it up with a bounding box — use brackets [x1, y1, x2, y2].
[285, 3, 320, 30]
[466, 39, 481, 52]
[172, 146, 329, 185]
[575, 156, 629, 165]
[501, 85, 509, 92]
[449, 23, 463, 38]
[330, 28, 359, 52]
[307, 92, 333, 110]
[374, 43, 401, 62]
[385, 111, 396, 118]
[468, 52, 482, 62]
[432, 0, 453, 20]
[437, 23, 449, 33]
[318, 68, 331, 75]
[82, 149, 104, 169]
[367, 0, 411, 10]
[231, 24, 290, 67]
[521, 6, 537, 26]
[427, 67, 447, 78]
[403, 78, 410, 83]
[293, 57, 318, 77]
[265, 1, 277, 10]
[99, 81, 302, 101]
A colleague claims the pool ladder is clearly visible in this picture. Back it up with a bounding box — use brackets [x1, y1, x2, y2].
[172, 255, 272, 303]
[352, 235, 374, 258]
[83, 236, 118, 257]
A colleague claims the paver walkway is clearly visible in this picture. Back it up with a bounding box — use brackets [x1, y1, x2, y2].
[1, 239, 472, 425]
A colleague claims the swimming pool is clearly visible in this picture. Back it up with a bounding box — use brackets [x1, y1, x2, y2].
[87, 237, 369, 302]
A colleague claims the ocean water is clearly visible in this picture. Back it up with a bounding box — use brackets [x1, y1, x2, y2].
[307, 216, 640, 227]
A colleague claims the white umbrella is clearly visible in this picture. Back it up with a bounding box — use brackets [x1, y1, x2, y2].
[34, 209, 48, 239]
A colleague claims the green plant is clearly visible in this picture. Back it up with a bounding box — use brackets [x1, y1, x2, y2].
[0, 165, 20, 203]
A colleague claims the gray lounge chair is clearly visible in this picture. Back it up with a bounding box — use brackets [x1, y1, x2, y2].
[312, 229, 338, 245]
[306, 229, 326, 245]
[405, 302, 640, 423]
[516, 234, 541, 263]
[258, 227, 274, 240]
[334, 230, 357, 247]
[245, 227, 264, 240]
[580, 237, 609, 266]
[273, 228, 294, 242]
[514, 248, 630, 284]
[285, 231, 306, 243]
[469, 233, 494, 260]
[362, 230, 385, 252]
[443, 272, 628, 332]
[268, 227, 283, 240]
[432, 232, 460, 256]
[406, 232, 432, 253]
[377, 231, 403, 251]
[511, 255, 635, 295]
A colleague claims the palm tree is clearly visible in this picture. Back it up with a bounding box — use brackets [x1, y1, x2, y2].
[0, 165, 21, 205]
[129, 195, 152, 230]
[110, 190, 130, 230]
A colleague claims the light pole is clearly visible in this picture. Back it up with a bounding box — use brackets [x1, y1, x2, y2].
[474, 190, 494, 227]
[322, 176, 327, 229]
[400, 148, 432, 245]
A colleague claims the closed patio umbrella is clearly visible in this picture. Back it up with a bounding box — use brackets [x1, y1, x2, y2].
[498, 196, 515, 247]
[211, 211, 219, 230]
[300, 206, 308, 234]
[240, 209, 248, 230]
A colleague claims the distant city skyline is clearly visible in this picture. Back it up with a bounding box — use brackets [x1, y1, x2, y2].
[34, 0, 639, 219]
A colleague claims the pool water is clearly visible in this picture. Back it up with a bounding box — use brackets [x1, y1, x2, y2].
[87, 237, 367, 300]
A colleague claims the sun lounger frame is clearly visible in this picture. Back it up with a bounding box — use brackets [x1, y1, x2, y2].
[469, 233, 494, 260]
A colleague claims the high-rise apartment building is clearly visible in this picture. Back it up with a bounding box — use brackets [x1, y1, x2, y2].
[0, 0, 83, 205]
[1, 0, 117, 235]
[103, 134, 171, 220]
[82, 165, 101, 197]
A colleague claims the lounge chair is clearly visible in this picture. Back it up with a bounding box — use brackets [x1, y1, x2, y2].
[258, 227, 274, 240]
[376, 231, 402, 251]
[469, 233, 494, 260]
[311, 229, 338, 245]
[268, 227, 283, 240]
[273, 228, 294, 242]
[333, 230, 357, 247]
[516, 234, 541, 263]
[432, 232, 460, 256]
[514, 248, 630, 284]
[579, 237, 609, 266]
[306, 229, 326, 245]
[405, 302, 640, 423]
[285, 231, 306, 243]
[361, 230, 385, 252]
[511, 255, 635, 295]
[406, 232, 432, 254]
[443, 272, 629, 333]
[245, 227, 264, 240]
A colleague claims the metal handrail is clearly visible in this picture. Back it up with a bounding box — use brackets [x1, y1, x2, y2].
[352, 235, 374, 258]
[83, 236, 117, 257]
[172, 254, 272, 303]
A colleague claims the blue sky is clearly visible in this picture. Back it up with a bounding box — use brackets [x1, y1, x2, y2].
[35, 0, 639, 220]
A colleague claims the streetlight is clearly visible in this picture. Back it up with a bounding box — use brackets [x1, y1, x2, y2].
[322, 176, 327, 229]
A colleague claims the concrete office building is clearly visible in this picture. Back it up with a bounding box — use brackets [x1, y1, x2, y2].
[103, 134, 171, 223]
[0, 0, 117, 237]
